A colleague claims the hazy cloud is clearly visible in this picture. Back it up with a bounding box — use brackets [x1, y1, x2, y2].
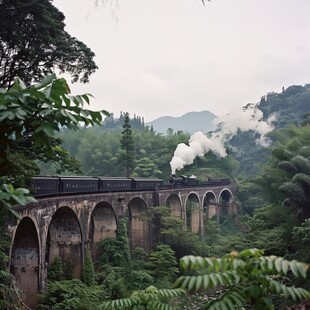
[54, 0, 310, 122]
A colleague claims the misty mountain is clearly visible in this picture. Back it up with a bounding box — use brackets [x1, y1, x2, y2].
[145, 111, 217, 135]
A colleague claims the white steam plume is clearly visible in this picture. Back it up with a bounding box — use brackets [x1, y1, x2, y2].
[170, 104, 276, 174]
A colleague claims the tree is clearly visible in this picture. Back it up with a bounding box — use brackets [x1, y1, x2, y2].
[0, 75, 108, 307]
[132, 157, 162, 178]
[82, 249, 96, 286]
[255, 125, 310, 221]
[176, 248, 310, 309]
[120, 112, 135, 178]
[278, 150, 310, 221]
[0, 0, 97, 88]
[0, 74, 109, 186]
[38, 279, 104, 310]
[97, 219, 132, 272]
[144, 244, 179, 288]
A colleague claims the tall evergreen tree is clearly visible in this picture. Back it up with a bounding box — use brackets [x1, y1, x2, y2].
[120, 112, 134, 178]
[82, 248, 96, 286]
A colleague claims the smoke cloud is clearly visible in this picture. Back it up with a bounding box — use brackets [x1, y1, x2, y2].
[170, 104, 276, 174]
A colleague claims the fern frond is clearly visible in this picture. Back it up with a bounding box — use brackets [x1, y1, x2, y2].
[157, 288, 186, 298]
[259, 256, 308, 278]
[268, 278, 310, 301]
[98, 296, 141, 309]
[147, 299, 180, 310]
[202, 287, 247, 310]
[176, 271, 240, 291]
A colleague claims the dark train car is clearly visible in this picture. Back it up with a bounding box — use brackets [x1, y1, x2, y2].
[30, 176, 59, 196]
[132, 178, 164, 190]
[99, 177, 132, 192]
[59, 176, 99, 194]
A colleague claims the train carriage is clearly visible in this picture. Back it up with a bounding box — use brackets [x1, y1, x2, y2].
[132, 177, 164, 190]
[30, 176, 59, 196]
[59, 176, 99, 193]
[99, 177, 132, 192]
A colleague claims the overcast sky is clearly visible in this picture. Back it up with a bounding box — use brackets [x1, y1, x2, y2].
[53, 0, 310, 122]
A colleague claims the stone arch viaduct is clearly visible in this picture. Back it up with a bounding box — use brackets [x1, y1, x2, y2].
[7, 183, 237, 308]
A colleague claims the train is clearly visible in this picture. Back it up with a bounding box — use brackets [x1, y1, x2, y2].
[30, 175, 231, 197]
[30, 176, 164, 197]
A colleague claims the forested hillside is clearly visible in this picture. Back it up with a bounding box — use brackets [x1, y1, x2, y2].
[1, 0, 310, 308]
[2, 77, 310, 309]
[229, 84, 310, 177]
[40, 83, 310, 182]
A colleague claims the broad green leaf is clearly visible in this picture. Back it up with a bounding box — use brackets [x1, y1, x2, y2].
[81, 93, 90, 104]
[282, 259, 289, 275]
[270, 280, 281, 295]
[188, 276, 197, 291]
[11, 194, 24, 205]
[222, 296, 234, 309]
[287, 287, 297, 301]
[180, 256, 190, 271]
[14, 188, 30, 195]
[292, 286, 302, 300]
[267, 257, 274, 271]
[290, 260, 300, 278]
[209, 273, 218, 287]
[227, 291, 245, 306]
[34, 74, 56, 89]
[4, 184, 14, 193]
[274, 257, 283, 273]
[203, 274, 210, 289]
[195, 275, 203, 290]
[296, 262, 308, 278]
[215, 273, 225, 285]
[66, 112, 78, 123]
[281, 284, 289, 299]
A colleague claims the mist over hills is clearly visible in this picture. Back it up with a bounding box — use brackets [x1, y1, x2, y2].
[145, 111, 217, 134]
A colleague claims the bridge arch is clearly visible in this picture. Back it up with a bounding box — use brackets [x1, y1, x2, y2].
[10, 216, 40, 309]
[218, 189, 234, 219]
[128, 197, 150, 251]
[166, 194, 182, 219]
[89, 201, 118, 262]
[184, 192, 200, 234]
[46, 206, 82, 279]
[203, 191, 217, 220]
[219, 188, 234, 204]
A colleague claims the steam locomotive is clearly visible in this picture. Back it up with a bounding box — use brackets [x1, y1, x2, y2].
[168, 174, 231, 188]
[30, 175, 231, 197]
[169, 174, 198, 187]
